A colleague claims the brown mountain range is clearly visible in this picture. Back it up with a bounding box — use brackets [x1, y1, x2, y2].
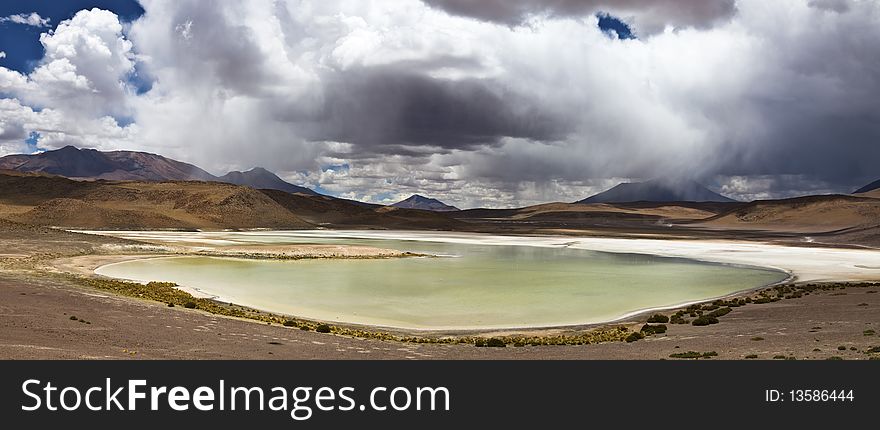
[0, 146, 318, 195]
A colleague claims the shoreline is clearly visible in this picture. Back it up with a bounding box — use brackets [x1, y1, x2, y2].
[54, 229, 880, 334]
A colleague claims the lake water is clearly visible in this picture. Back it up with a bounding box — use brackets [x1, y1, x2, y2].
[94, 231, 788, 330]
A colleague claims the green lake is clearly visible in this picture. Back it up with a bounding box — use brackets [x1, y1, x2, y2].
[93, 231, 787, 330]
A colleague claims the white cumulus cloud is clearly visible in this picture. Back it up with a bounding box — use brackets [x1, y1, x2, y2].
[0, 12, 50, 27]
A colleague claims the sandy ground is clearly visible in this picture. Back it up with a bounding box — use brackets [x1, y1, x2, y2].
[1, 273, 877, 359]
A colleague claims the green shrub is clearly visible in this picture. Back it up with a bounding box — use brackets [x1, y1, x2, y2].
[486, 338, 506, 347]
[640, 324, 667, 335]
[692, 315, 719, 326]
[283, 320, 297, 327]
[745, 354, 758, 359]
[69, 316, 77, 320]
[475, 338, 506, 347]
[315, 324, 332, 333]
[625, 332, 644, 343]
[167, 303, 174, 307]
[647, 314, 669, 323]
[707, 307, 731, 318]
[669, 351, 702, 359]
[837, 345, 846, 351]
[751, 336, 764, 341]
[702, 351, 718, 358]
[670, 314, 687, 324]
[864, 329, 876, 336]
[183, 301, 197, 309]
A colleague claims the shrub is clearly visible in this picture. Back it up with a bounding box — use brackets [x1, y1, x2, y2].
[864, 329, 876, 336]
[837, 345, 846, 351]
[183, 301, 197, 309]
[486, 338, 506, 347]
[647, 314, 669, 323]
[641, 324, 667, 335]
[751, 337, 764, 341]
[315, 324, 332, 333]
[625, 332, 644, 343]
[283, 320, 297, 327]
[702, 351, 718, 358]
[707, 307, 731, 318]
[670, 314, 688, 324]
[691, 315, 719, 326]
[745, 354, 758, 359]
[475, 338, 506, 347]
[866, 346, 880, 353]
[167, 303, 174, 307]
[69, 316, 77, 320]
[669, 351, 702, 359]
[773, 355, 787, 360]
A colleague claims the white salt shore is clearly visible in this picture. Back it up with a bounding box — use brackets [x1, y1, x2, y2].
[316, 230, 880, 283]
[81, 229, 880, 283]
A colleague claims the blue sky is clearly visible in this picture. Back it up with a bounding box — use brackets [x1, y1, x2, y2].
[597, 13, 636, 40]
[0, 1, 142, 73]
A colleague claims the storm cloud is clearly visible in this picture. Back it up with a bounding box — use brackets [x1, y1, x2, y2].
[0, 0, 878, 208]
[421, 0, 738, 34]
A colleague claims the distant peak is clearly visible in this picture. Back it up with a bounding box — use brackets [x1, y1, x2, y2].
[392, 194, 459, 211]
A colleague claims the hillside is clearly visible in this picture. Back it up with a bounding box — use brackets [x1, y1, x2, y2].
[262, 189, 464, 230]
[698, 194, 880, 233]
[0, 172, 311, 229]
[854, 178, 880, 194]
[453, 201, 737, 229]
[391, 195, 459, 211]
[216, 167, 318, 195]
[579, 179, 735, 203]
[0, 146, 320, 195]
[0, 146, 215, 181]
[856, 189, 880, 199]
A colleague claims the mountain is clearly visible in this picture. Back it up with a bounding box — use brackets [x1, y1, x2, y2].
[262, 190, 464, 230]
[699, 194, 880, 233]
[854, 178, 880, 194]
[0, 146, 320, 195]
[0, 171, 311, 229]
[0, 145, 215, 181]
[216, 167, 318, 196]
[391, 194, 460, 211]
[578, 179, 736, 203]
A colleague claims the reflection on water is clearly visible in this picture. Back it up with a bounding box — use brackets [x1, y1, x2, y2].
[95, 232, 787, 330]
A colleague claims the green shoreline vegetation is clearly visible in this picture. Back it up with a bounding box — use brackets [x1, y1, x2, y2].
[70, 273, 879, 349]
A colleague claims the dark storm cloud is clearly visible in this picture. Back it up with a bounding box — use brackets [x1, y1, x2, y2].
[287, 66, 569, 153]
[160, 0, 272, 96]
[421, 0, 737, 33]
[808, 0, 851, 13]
